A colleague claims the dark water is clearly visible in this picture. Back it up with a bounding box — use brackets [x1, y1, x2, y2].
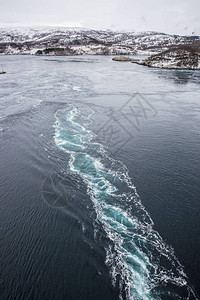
[0, 55, 200, 299]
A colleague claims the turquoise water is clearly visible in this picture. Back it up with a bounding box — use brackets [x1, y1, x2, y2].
[54, 107, 194, 300]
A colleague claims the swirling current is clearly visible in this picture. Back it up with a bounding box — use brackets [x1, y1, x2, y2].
[54, 106, 196, 300]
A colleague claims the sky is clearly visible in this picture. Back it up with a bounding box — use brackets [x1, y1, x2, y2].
[0, 0, 200, 35]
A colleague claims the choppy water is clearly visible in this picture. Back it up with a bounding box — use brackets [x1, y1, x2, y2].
[0, 55, 200, 300]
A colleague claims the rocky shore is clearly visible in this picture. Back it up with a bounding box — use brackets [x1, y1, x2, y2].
[112, 46, 200, 70]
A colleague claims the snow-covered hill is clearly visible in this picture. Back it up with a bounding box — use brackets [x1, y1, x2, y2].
[0, 26, 198, 56]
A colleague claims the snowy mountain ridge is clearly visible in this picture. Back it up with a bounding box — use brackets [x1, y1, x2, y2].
[0, 26, 198, 56]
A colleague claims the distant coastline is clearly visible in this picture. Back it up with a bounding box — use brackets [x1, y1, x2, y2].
[0, 27, 199, 57]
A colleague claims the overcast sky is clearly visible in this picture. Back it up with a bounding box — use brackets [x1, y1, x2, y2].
[0, 0, 200, 35]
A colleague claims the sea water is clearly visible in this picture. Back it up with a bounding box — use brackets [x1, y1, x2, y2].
[0, 55, 200, 299]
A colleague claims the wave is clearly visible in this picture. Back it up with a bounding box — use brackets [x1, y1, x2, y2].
[54, 106, 196, 300]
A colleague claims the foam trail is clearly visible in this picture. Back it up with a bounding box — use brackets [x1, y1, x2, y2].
[54, 107, 196, 300]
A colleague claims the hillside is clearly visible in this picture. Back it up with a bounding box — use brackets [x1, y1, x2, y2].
[0, 27, 198, 56]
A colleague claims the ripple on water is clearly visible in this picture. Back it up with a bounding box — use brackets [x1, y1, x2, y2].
[54, 106, 197, 300]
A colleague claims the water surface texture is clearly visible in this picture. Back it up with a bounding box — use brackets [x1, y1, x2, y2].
[0, 56, 200, 300]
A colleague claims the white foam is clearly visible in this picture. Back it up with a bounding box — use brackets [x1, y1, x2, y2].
[53, 106, 194, 300]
